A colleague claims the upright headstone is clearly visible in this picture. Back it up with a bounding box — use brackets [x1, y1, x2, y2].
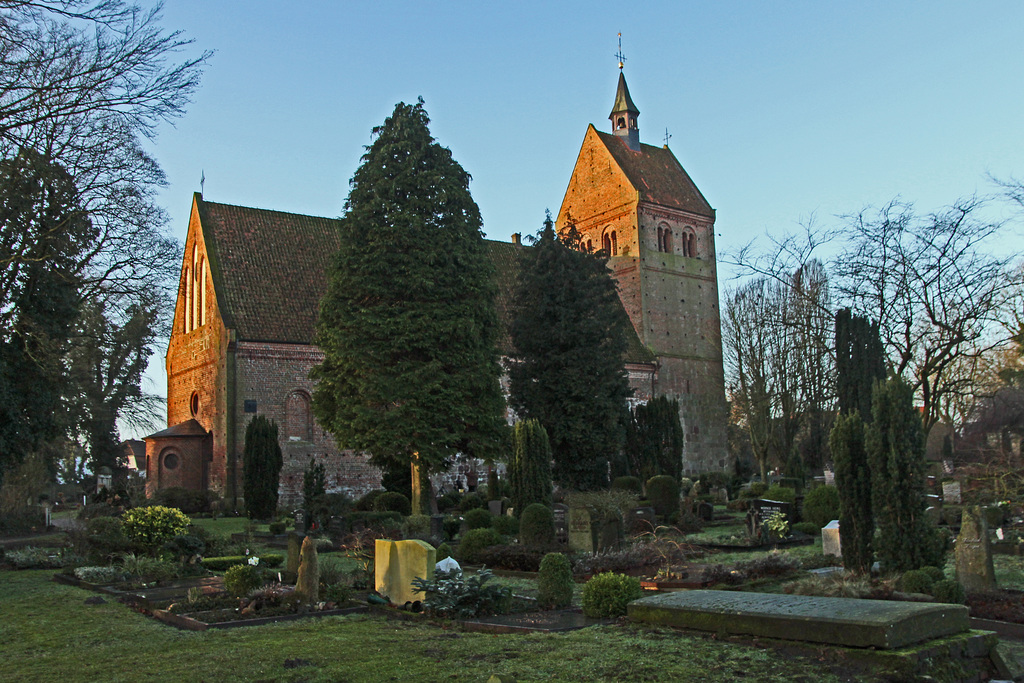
[823, 464, 835, 487]
[629, 506, 657, 535]
[294, 509, 306, 534]
[430, 514, 444, 544]
[375, 539, 437, 606]
[822, 520, 841, 557]
[697, 501, 715, 522]
[597, 513, 623, 552]
[955, 506, 996, 592]
[488, 500, 503, 517]
[942, 481, 962, 504]
[568, 506, 595, 553]
[553, 504, 569, 545]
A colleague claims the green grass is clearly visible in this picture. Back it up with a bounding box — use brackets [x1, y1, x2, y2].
[1, 569, 871, 682]
[188, 516, 254, 539]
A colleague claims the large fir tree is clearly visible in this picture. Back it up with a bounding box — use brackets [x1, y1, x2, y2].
[835, 308, 886, 420]
[624, 396, 685, 482]
[312, 100, 506, 513]
[867, 377, 945, 571]
[509, 214, 632, 491]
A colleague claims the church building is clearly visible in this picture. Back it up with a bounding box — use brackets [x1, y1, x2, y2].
[144, 71, 728, 507]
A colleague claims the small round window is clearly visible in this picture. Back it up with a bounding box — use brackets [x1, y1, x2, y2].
[164, 453, 180, 470]
[190, 392, 200, 417]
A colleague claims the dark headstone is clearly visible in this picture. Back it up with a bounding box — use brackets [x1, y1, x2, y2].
[597, 514, 623, 552]
[553, 504, 569, 545]
[697, 501, 714, 522]
[488, 500, 503, 517]
[294, 509, 306, 534]
[430, 514, 444, 542]
[629, 506, 657, 534]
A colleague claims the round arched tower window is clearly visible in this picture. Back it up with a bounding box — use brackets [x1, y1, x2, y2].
[190, 392, 200, 417]
[164, 453, 179, 470]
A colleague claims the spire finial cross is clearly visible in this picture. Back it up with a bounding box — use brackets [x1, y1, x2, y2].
[616, 32, 626, 70]
[664, 128, 672, 146]
[200, 169, 206, 195]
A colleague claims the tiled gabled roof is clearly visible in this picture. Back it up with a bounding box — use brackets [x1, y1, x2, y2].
[196, 197, 655, 364]
[595, 129, 714, 218]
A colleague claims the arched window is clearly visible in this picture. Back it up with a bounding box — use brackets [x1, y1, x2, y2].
[602, 233, 611, 254]
[197, 256, 206, 327]
[611, 231, 618, 256]
[183, 266, 191, 332]
[688, 232, 696, 257]
[286, 390, 312, 441]
[662, 228, 673, 254]
[656, 226, 663, 252]
[617, 116, 626, 130]
[586, 239, 593, 253]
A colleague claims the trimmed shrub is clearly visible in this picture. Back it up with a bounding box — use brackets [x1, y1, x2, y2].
[224, 563, 264, 597]
[492, 514, 519, 537]
[921, 566, 946, 583]
[268, 521, 286, 535]
[121, 506, 190, 551]
[646, 475, 680, 518]
[537, 553, 574, 609]
[519, 503, 555, 547]
[932, 579, 967, 604]
[436, 491, 461, 513]
[153, 487, 216, 514]
[581, 572, 642, 618]
[463, 507, 492, 530]
[898, 569, 935, 595]
[403, 514, 431, 538]
[202, 554, 284, 571]
[442, 515, 461, 540]
[611, 476, 642, 495]
[373, 491, 412, 516]
[509, 419, 553, 513]
[457, 528, 503, 564]
[763, 485, 796, 505]
[435, 543, 452, 562]
[802, 485, 841, 529]
[81, 516, 134, 561]
[163, 534, 205, 562]
[477, 545, 549, 572]
[354, 489, 386, 512]
[459, 492, 485, 511]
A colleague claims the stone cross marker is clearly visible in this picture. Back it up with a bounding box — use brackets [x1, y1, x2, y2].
[955, 506, 996, 592]
[568, 506, 595, 553]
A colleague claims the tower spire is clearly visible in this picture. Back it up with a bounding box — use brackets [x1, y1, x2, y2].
[609, 34, 640, 150]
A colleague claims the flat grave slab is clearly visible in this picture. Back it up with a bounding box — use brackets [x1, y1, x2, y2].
[628, 589, 969, 649]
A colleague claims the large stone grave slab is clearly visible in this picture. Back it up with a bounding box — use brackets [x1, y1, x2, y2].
[628, 590, 969, 649]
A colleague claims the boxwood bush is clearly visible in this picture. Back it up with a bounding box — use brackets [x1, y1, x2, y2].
[802, 485, 840, 529]
[537, 553, 574, 609]
[457, 528, 502, 564]
[121, 506, 190, 551]
[463, 507, 492, 530]
[581, 572, 642, 618]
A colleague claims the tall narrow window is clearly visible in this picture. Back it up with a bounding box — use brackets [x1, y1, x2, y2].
[663, 229, 673, 254]
[611, 231, 618, 256]
[602, 233, 611, 254]
[286, 390, 312, 441]
[183, 266, 191, 332]
[198, 256, 206, 326]
[657, 226, 664, 252]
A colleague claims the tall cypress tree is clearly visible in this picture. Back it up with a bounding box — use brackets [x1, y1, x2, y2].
[835, 308, 886, 420]
[243, 415, 283, 520]
[829, 411, 873, 573]
[867, 377, 944, 571]
[312, 100, 507, 513]
[509, 214, 632, 491]
[624, 396, 685, 482]
[509, 419, 553, 512]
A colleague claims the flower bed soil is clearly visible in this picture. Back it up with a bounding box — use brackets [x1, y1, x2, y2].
[967, 590, 1024, 625]
[153, 603, 367, 631]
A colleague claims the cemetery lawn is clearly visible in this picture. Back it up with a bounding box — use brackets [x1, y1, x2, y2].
[1, 569, 873, 683]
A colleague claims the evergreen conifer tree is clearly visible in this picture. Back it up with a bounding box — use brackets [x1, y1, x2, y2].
[624, 396, 684, 482]
[509, 214, 632, 491]
[243, 415, 283, 520]
[829, 411, 873, 573]
[509, 419, 553, 512]
[835, 308, 886, 420]
[866, 377, 944, 571]
[303, 457, 327, 526]
[312, 100, 507, 513]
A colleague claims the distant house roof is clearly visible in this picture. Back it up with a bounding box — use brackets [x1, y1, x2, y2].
[121, 439, 146, 470]
[593, 129, 714, 218]
[194, 195, 655, 365]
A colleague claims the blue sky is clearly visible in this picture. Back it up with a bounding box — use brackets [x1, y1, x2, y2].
[134, 1, 1024, 433]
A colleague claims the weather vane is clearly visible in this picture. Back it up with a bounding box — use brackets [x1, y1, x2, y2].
[664, 128, 672, 146]
[616, 32, 626, 70]
[200, 169, 206, 195]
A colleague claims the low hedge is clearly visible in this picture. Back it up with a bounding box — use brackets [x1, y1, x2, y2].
[202, 554, 284, 571]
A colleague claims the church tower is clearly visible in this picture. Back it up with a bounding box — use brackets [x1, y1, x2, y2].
[556, 69, 730, 475]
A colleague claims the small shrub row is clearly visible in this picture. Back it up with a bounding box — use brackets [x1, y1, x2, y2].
[581, 572, 642, 618]
[202, 554, 284, 571]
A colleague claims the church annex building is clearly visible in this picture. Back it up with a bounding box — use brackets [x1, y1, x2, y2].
[144, 72, 730, 508]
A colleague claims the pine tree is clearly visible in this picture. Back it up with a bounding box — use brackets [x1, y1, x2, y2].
[312, 99, 507, 513]
[624, 397, 685, 482]
[509, 214, 632, 491]
[867, 377, 944, 571]
[829, 411, 873, 573]
[509, 419, 552, 512]
[302, 457, 327, 526]
[243, 415, 283, 520]
[835, 308, 886, 420]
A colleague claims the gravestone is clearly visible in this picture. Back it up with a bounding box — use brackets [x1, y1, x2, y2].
[697, 501, 714, 522]
[568, 506, 596, 553]
[823, 464, 835, 486]
[955, 506, 996, 592]
[629, 506, 657, 535]
[488, 500, 503, 517]
[294, 509, 305, 534]
[747, 499, 792, 538]
[429, 515, 444, 543]
[943, 480, 962, 504]
[822, 520, 841, 557]
[628, 590, 970, 649]
[552, 504, 569, 545]
[597, 514, 623, 552]
[375, 539, 436, 606]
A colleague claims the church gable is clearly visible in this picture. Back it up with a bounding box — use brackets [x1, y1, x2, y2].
[558, 125, 639, 234]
